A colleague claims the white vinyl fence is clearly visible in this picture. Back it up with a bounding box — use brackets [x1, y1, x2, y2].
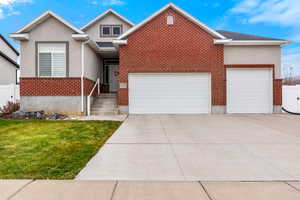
[0, 84, 20, 108]
[283, 85, 300, 113]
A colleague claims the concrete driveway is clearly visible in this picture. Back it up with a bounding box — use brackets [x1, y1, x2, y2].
[76, 114, 300, 181]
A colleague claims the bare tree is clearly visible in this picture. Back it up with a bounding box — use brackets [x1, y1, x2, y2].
[283, 64, 294, 85]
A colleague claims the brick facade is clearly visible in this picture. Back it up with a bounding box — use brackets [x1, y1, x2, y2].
[118, 7, 225, 106]
[274, 79, 283, 105]
[20, 77, 95, 96]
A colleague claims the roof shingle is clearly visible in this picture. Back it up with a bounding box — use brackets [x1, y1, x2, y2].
[216, 30, 283, 41]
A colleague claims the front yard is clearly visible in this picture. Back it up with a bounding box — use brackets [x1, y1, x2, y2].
[0, 119, 121, 179]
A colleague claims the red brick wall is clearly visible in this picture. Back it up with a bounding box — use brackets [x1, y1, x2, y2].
[118, 7, 224, 106]
[274, 79, 282, 105]
[20, 77, 95, 96]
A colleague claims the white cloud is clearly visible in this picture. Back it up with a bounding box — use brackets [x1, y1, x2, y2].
[0, 0, 31, 6]
[0, 0, 31, 19]
[231, 0, 300, 75]
[0, 9, 3, 19]
[231, 0, 300, 27]
[90, 0, 98, 5]
[231, 0, 260, 13]
[102, 0, 125, 6]
[7, 9, 19, 16]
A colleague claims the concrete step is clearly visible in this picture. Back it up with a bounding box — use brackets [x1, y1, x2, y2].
[92, 108, 116, 111]
[93, 101, 116, 105]
[93, 100, 116, 103]
[98, 93, 117, 98]
[90, 93, 118, 116]
[91, 111, 119, 115]
[92, 103, 117, 107]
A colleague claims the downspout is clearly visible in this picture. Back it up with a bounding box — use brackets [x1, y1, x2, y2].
[81, 40, 90, 114]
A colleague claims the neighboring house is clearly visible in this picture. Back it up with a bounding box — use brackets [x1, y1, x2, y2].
[10, 3, 289, 115]
[0, 34, 19, 85]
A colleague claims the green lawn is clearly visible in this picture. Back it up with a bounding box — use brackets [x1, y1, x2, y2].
[0, 119, 121, 179]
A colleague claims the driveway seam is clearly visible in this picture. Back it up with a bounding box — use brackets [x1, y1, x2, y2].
[285, 182, 300, 193]
[199, 181, 214, 200]
[7, 179, 35, 200]
[110, 181, 119, 200]
[158, 116, 186, 181]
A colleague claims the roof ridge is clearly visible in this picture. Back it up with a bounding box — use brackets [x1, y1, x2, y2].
[81, 9, 134, 31]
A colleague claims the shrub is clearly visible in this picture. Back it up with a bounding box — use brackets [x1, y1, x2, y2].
[0, 102, 20, 116]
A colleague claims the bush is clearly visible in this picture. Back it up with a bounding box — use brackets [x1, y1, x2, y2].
[0, 102, 20, 116]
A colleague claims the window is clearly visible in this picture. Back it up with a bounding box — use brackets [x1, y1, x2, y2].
[167, 15, 174, 25]
[100, 25, 122, 37]
[38, 43, 67, 77]
[113, 26, 121, 36]
[102, 26, 111, 36]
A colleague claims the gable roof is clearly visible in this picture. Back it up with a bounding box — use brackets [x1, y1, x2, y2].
[14, 10, 84, 34]
[0, 50, 19, 68]
[81, 9, 134, 31]
[0, 34, 19, 56]
[118, 3, 226, 40]
[216, 30, 284, 41]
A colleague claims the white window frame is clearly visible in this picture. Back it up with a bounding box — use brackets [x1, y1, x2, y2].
[100, 25, 123, 37]
[112, 25, 122, 37]
[100, 25, 112, 37]
[37, 42, 67, 78]
[167, 15, 174, 25]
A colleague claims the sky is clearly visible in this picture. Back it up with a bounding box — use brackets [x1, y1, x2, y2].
[0, 0, 299, 77]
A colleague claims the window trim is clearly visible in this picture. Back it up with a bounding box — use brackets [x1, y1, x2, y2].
[112, 25, 122, 37]
[167, 15, 175, 25]
[35, 41, 69, 77]
[100, 25, 123, 37]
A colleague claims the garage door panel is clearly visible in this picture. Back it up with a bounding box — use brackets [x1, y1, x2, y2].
[129, 73, 211, 114]
[227, 68, 273, 114]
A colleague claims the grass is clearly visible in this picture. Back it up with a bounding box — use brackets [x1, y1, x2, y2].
[0, 119, 121, 179]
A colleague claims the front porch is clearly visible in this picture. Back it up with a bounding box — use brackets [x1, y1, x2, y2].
[87, 42, 121, 116]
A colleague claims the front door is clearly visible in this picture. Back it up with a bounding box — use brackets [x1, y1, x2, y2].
[109, 65, 119, 92]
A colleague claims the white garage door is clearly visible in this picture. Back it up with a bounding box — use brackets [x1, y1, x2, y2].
[227, 68, 273, 113]
[129, 73, 211, 114]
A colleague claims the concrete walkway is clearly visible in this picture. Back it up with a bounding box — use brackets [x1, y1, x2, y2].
[78, 114, 128, 121]
[77, 114, 300, 181]
[2, 180, 300, 200]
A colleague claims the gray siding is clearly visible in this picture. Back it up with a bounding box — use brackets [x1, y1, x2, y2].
[224, 46, 282, 79]
[84, 44, 100, 81]
[20, 17, 82, 78]
[85, 13, 132, 42]
[0, 57, 16, 85]
[0, 38, 18, 61]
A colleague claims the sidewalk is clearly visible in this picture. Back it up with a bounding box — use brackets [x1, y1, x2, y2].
[2, 180, 300, 200]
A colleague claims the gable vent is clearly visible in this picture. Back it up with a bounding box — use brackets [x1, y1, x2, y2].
[167, 15, 174, 25]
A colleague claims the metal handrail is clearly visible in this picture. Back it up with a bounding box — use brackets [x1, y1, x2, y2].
[87, 78, 100, 116]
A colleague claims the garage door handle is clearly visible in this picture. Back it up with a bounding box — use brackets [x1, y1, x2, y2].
[297, 97, 300, 101]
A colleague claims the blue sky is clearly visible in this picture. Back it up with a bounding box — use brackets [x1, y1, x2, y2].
[0, 0, 299, 76]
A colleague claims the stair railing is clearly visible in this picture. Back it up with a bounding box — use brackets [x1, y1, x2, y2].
[87, 78, 100, 116]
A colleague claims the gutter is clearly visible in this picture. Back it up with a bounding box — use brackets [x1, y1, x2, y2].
[214, 39, 290, 46]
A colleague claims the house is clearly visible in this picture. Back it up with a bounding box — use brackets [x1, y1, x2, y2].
[0, 34, 19, 85]
[10, 3, 289, 115]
